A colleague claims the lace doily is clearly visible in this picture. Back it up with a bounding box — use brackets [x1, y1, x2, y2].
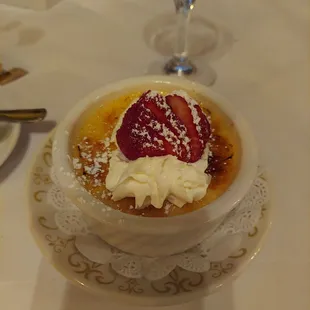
[48, 167, 269, 281]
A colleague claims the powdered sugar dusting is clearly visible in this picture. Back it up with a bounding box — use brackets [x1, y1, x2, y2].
[171, 90, 202, 132]
[72, 158, 82, 170]
[145, 90, 161, 100]
[132, 126, 152, 141]
[73, 137, 114, 191]
[147, 91, 193, 159]
[164, 202, 173, 214]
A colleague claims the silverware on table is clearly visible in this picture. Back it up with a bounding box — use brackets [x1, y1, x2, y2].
[0, 68, 28, 86]
[0, 108, 47, 123]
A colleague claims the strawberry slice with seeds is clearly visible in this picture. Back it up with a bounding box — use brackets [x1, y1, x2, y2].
[117, 91, 183, 160]
[166, 94, 210, 162]
[143, 91, 185, 139]
[194, 105, 211, 144]
[116, 91, 210, 162]
[144, 93, 190, 161]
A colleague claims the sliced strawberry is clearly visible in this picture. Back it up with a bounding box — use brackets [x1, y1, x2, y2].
[143, 91, 167, 123]
[194, 105, 211, 144]
[116, 91, 181, 160]
[166, 94, 201, 162]
[166, 94, 210, 162]
[116, 91, 210, 162]
[143, 92, 186, 142]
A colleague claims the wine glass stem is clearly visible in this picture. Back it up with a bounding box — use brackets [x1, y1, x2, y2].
[174, 0, 194, 61]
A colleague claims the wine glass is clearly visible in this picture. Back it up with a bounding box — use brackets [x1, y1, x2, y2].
[164, 0, 216, 85]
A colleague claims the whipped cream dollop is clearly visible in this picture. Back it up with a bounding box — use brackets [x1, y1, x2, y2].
[105, 148, 210, 209]
[105, 90, 211, 209]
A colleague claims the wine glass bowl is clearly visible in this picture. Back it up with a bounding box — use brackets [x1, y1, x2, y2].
[144, 14, 218, 58]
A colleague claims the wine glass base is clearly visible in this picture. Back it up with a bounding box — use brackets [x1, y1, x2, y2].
[146, 59, 217, 86]
[164, 57, 196, 76]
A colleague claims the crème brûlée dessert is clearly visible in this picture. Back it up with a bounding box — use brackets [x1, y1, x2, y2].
[69, 87, 240, 218]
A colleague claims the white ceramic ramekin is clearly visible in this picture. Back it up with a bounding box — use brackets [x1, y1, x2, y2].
[52, 75, 258, 257]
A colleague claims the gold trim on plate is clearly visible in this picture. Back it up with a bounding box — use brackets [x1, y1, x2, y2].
[151, 269, 204, 295]
[34, 190, 47, 202]
[209, 262, 234, 278]
[68, 247, 117, 285]
[119, 279, 144, 294]
[229, 248, 247, 258]
[38, 216, 58, 230]
[45, 235, 75, 253]
[33, 166, 52, 185]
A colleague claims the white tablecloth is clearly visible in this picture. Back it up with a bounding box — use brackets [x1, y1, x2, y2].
[0, 0, 309, 309]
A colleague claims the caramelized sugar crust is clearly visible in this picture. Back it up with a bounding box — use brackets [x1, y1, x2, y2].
[70, 87, 240, 217]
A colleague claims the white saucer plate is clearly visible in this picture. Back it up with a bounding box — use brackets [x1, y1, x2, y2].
[27, 133, 272, 307]
[0, 122, 20, 167]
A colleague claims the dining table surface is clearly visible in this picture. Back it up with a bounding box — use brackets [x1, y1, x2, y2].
[0, 0, 309, 309]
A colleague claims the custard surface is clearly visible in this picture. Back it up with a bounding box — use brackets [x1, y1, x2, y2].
[70, 86, 240, 217]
